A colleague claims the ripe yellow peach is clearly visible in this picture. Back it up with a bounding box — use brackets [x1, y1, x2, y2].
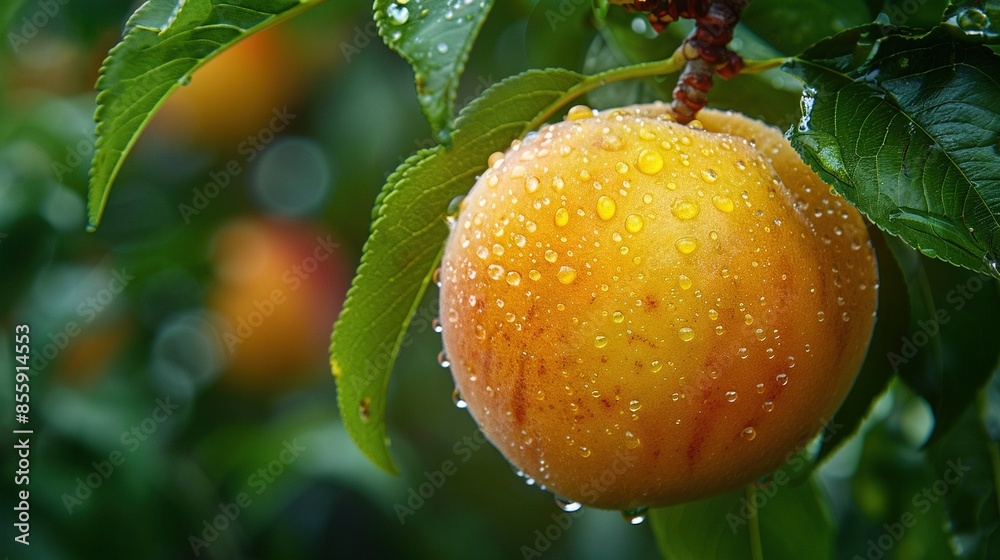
[438, 104, 877, 509]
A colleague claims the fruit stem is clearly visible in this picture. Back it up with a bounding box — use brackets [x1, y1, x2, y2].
[671, 0, 750, 123]
[523, 49, 687, 133]
[746, 483, 765, 560]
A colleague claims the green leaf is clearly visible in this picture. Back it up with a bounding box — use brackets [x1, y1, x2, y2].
[741, 0, 874, 56]
[374, 0, 495, 140]
[86, 0, 320, 231]
[884, 234, 1000, 443]
[942, 0, 1000, 43]
[650, 479, 834, 560]
[330, 69, 586, 474]
[784, 26, 1000, 277]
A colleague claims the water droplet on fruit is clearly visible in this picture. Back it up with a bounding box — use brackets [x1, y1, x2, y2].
[701, 169, 718, 183]
[762, 401, 774, 412]
[555, 496, 583, 512]
[708, 309, 719, 320]
[712, 195, 735, 213]
[624, 431, 641, 449]
[637, 149, 664, 174]
[506, 271, 521, 286]
[594, 335, 608, 348]
[725, 391, 738, 403]
[816, 311, 825, 322]
[675, 236, 698, 254]
[643, 193, 653, 204]
[671, 198, 700, 220]
[544, 249, 558, 263]
[578, 446, 591, 457]
[741, 427, 756, 440]
[437, 351, 450, 368]
[651, 360, 663, 372]
[557, 266, 577, 284]
[622, 507, 647, 525]
[555, 207, 570, 227]
[744, 313, 754, 325]
[678, 327, 695, 342]
[737, 347, 748, 359]
[776, 373, 788, 386]
[755, 382, 765, 394]
[754, 328, 765, 341]
[597, 196, 617, 220]
[612, 311, 625, 323]
[678, 275, 692, 290]
[628, 399, 642, 412]
[452, 388, 467, 408]
[488, 264, 504, 280]
[528, 269, 541, 281]
[566, 105, 594, 120]
[625, 214, 645, 233]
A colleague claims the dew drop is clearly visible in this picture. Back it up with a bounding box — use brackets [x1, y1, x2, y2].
[526, 176, 540, 193]
[636, 149, 664, 174]
[678, 327, 695, 342]
[612, 311, 625, 323]
[755, 382, 765, 394]
[712, 195, 735, 213]
[675, 236, 698, 254]
[437, 351, 450, 368]
[578, 446, 592, 458]
[528, 269, 541, 281]
[622, 507, 647, 525]
[555, 496, 583, 512]
[628, 399, 642, 412]
[386, 3, 409, 24]
[741, 426, 756, 440]
[488, 264, 504, 280]
[625, 214, 645, 233]
[643, 193, 653, 204]
[566, 105, 594, 121]
[452, 388, 467, 408]
[651, 360, 663, 372]
[594, 335, 608, 348]
[557, 266, 577, 284]
[701, 169, 718, 183]
[725, 390, 738, 403]
[624, 431, 641, 449]
[555, 207, 570, 227]
[816, 311, 825, 322]
[506, 271, 521, 286]
[708, 309, 719, 320]
[715, 325, 725, 335]
[678, 274, 693, 290]
[762, 401, 774, 413]
[597, 196, 617, 220]
[671, 198, 700, 220]
[544, 249, 558, 263]
[776, 373, 788, 386]
[737, 347, 748, 359]
[744, 313, 754, 325]
[754, 328, 766, 341]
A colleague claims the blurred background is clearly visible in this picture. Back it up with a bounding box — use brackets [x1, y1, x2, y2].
[0, 0, 987, 559]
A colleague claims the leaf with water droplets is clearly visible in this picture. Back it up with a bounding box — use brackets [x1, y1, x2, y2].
[331, 69, 586, 474]
[942, 0, 1000, 44]
[374, 0, 496, 141]
[650, 479, 834, 560]
[785, 25, 1000, 277]
[86, 0, 322, 231]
